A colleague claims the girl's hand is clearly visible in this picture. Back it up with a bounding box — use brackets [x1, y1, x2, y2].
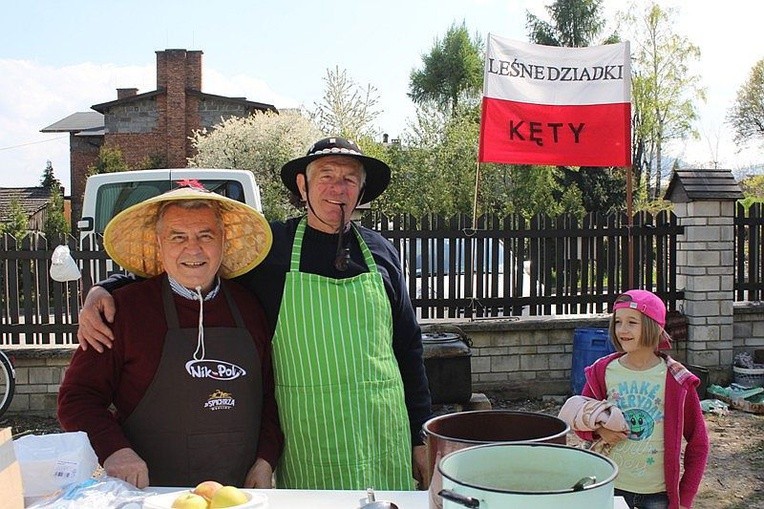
[596, 427, 628, 445]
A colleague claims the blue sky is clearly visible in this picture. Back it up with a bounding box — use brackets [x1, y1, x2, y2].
[1, 0, 762, 193]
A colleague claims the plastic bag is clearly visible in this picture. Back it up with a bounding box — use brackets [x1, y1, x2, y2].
[25, 476, 149, 509]
[13, 431, 98, 498]
[49, 245, 81, 282]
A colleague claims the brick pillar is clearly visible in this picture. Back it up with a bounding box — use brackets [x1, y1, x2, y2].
[184, 51, 203, 162]
[69, 135, 101, 225]
[185, 51, 202, 91]
[673, 200, 736, 381]
[156, 49, 195, 168]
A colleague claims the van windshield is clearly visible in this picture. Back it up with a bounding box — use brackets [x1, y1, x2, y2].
[94, 180, 245, 234]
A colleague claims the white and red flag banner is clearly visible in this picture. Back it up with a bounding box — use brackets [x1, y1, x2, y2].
[479, 35, 631, 167]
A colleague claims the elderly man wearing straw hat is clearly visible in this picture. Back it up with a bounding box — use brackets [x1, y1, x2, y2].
[58, 186, 283, 489]
[77, 137, 433, 491]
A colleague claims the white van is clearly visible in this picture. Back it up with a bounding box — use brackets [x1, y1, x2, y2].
[77, 168, 262, 239]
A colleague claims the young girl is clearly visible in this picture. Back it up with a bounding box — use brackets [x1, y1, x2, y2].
[576, 290, 709, 509]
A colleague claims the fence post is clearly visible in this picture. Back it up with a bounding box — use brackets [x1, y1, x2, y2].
[665, 169, 743, 383]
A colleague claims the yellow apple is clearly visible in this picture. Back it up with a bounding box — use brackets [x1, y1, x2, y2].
[171, 492, 209, 509]
[209, 485, 249, 508]
[193, 480, 224, 501]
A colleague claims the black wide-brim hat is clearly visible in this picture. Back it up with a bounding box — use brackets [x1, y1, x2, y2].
[280, 137, 391, 205]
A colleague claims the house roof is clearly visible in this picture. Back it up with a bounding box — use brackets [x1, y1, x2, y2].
[0, 187, 50, 222]
[90, 89, 164, 113]
[40, 112, 104, 133]
[187, 89, 278, 113]
[90, 88, 277, 114]
[664, 169, 744, 202]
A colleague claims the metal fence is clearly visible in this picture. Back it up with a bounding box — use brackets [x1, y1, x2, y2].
[2, 205, 762, 346]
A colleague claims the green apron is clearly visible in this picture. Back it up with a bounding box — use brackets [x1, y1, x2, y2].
[272, 218, 412, 490]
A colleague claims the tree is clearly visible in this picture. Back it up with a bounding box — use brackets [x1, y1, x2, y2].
[408, 21, 483, 115]
[189, 110, 322, 220]
[40, 160, 61, 189]
[728, 59, 764, 146]
[526, 0, 617, 47]
[624, 2, 705, 199]
[38, 161, 70, 239]
[87, 145, 129, 176]
[739, 174, 764, 207]
[311, 66, 381, 140]
[44, 188, 70, 239]
[526, 0, 622, 213]
[2, 198, 28, 239]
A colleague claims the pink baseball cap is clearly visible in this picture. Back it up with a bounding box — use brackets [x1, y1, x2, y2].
[612, 289, 672, 350]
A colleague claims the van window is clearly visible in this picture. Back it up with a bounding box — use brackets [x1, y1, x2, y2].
[412, 238, 505, 276]
[93, 180, 246, 234]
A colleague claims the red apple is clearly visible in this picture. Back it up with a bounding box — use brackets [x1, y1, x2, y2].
[192, 480, 224, 502]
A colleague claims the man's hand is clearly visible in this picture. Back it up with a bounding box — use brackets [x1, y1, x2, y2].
[412, 444, 429, 489]
[77, 286, 116, 352]
[244, 458, 273, 488]
[103, 447, 149, 489]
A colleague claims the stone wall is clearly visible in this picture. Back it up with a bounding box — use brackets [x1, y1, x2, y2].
[6, 348, 73, 416]
[7, 303, 762, 417]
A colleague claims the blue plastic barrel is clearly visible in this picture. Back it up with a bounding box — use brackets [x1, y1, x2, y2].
[570, 327, 616, 394]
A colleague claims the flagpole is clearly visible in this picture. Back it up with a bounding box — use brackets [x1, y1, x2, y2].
[472, 161, 481, 231]
[466, 160, 481, 320]
[626, 165, 634, 288]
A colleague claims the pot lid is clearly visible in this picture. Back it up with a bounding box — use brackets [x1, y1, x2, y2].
[422, 332, 462, 343]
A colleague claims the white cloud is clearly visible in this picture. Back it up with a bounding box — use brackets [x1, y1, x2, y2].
[0, 59, 155, 192]
[204, 70, 300, 111]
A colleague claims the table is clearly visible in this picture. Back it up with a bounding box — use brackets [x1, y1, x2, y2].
[147, 487, 629, 508]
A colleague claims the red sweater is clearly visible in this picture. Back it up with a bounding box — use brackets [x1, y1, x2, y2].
[58, 276, 283, 469]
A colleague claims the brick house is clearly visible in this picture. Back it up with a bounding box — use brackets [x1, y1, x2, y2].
[42, 49, 277, 225]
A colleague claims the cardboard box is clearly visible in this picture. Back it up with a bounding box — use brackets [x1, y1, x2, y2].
[0, 428, 24, 509]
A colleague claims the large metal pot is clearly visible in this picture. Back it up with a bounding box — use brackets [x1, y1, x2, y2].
[423, 411, 569, 509]
[438, 443, 618, 509]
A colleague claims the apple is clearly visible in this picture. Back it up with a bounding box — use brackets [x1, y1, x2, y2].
[193, 480, 224, 501]
[209, 485, 249, 508]
[171, 492, 209, 509]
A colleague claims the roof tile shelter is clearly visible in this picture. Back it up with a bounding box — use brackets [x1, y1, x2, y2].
[664, 169, 744, 202]
[41, 49, 277, 226]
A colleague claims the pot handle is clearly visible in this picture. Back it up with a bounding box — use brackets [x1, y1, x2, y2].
[438, 489, 480, 508]
[571, 476, 597, 491]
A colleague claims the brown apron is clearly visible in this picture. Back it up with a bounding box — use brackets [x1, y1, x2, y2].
[122, 278, 262, 487]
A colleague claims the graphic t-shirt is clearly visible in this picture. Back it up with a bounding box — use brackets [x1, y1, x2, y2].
[605, 358, 667, 494]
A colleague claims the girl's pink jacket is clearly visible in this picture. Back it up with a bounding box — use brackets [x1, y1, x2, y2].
[580, 352, 709, 509]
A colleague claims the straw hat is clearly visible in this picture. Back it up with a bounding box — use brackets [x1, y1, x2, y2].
[280, 137, 391, 205]
[103, 186, 272, 279]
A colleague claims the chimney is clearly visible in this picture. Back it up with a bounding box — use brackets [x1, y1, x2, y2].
[154, 49, 204, 168]
[185, 51, 202, 91]
[117, 88, 138, 99]
[156, 49, 202, 91]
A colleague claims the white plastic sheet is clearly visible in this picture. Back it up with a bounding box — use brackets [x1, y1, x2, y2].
[25, 477, 148, 509]
[13, 431, 98, 498]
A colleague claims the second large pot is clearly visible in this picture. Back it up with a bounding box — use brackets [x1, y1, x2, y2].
[438, 443, 618, 509]
[423, 410, 569, 509]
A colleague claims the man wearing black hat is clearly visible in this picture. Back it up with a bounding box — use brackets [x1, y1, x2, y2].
[77, 137, 432, 491]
